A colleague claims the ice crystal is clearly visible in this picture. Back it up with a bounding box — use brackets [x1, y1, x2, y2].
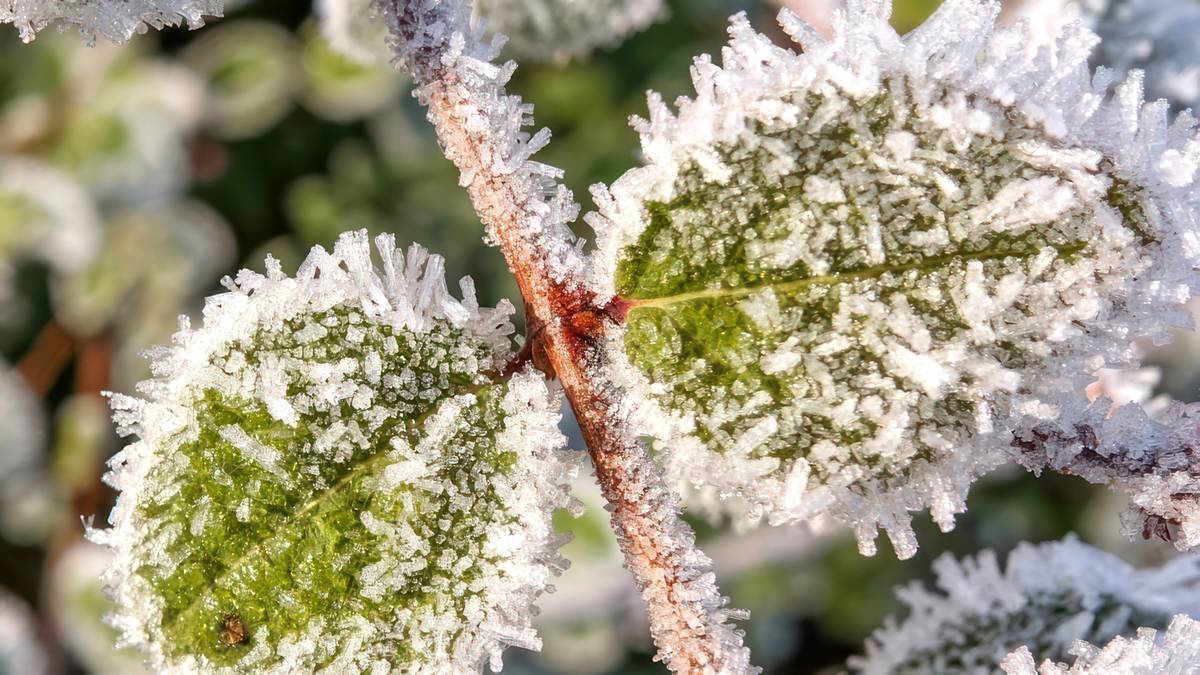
[851, 536, 1200, 674]
[0, 0, 222, 44]
[381, 2, 753, 671]
[89, 230, 580, 672]
[1015, 0, 1200, 113]
[0, 591, 44, 675]
[588, 0, 1200, 557]
[1002, 614, 1200, 675]
[474, 0, 664, 62]
[322, 0, 662, 65]
[377, 0, 588, 286]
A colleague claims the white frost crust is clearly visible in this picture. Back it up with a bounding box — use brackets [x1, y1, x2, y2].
[852, 537, 1200, 674]
[0, 591, 45, 675]
[376, 0, 589, 289]
[88, 230, 581, 673]
[474, 0, 664, 62]
[0, 0, 222, 44]
[587, 0, 1200, 557]
[1002, 614, 1200, 675]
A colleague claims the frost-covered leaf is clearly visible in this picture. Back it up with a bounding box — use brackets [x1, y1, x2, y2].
[0, 0, 222, 44]
[475, 0, 664, 62]
[0, 590, 45, 674]
[90, 230, 580, 672]
[587, 0, 1200, 557]
[851, 536, 1200, 674]
[1002, 614, 1200, 675]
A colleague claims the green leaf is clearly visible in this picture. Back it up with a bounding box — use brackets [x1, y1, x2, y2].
[589, 5, 1200, 557]
[92, 231, 578, 672]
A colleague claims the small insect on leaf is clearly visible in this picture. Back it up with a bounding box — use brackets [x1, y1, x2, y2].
[219, 614, 247, 648]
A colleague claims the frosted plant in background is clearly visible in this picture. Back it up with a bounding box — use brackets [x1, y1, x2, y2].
[1009, 0, 1200, 112]
[0, 591, 44, 675]
[588, 0, 1200, 557]
[182, 20, 299, 140]
[1087, 0, 1200, 112]
[0, 360, 58, 543]
[316, 0, 392, 65]
[53, 201, 236, 390]
[50, 51, 207, 206]
[0, 158, 100, 307]
[1002, 615, 1200, 674]
[851, 536, 1200, 673]
[89, 230, 580, 671]
[0, 0, 222, 44]
[49, 542, 149, 675]
[320, 0, 662, 65]
[298, 22, 406, 122]
[474, 0, 665, 61]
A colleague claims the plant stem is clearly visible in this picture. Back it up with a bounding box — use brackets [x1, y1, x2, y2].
[381, 1, 754, 672]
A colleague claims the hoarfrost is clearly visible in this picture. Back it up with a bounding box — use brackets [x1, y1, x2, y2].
[380, 1, 755, 671]
[1014, 0, 1200, 113]
[88, 230, 581, 672]
[589, 0, 1200, 557]
[851, 536, 1200, 674]
[375, 0, 589, 288]
[1002, 614, 1200, 675]
[474, 0, 664, 62]
[0, 0, 222, 44]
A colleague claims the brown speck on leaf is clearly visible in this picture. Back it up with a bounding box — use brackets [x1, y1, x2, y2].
[219, 614, 247, 648]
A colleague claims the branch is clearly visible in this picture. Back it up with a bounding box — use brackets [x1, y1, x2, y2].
[378, 1, 754, 671]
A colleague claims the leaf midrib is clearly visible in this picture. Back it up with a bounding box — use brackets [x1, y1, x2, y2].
[625, 242, 1087, 311]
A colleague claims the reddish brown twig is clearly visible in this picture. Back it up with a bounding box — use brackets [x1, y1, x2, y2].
[16, 320, 75, 397]
[384, 2, 753, 672]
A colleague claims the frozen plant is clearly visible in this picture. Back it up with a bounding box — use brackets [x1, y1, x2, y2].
[88, 231, 580, 671]
[1002, 614, 1200, 674]
[317, 0, 662, 65]
[40, 0, 1200, 672]
[851, 536, 1200, 673]
[0, 0, 223, 44]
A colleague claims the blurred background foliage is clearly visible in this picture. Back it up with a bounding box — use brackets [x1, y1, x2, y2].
[0, 1, 1190, 673]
